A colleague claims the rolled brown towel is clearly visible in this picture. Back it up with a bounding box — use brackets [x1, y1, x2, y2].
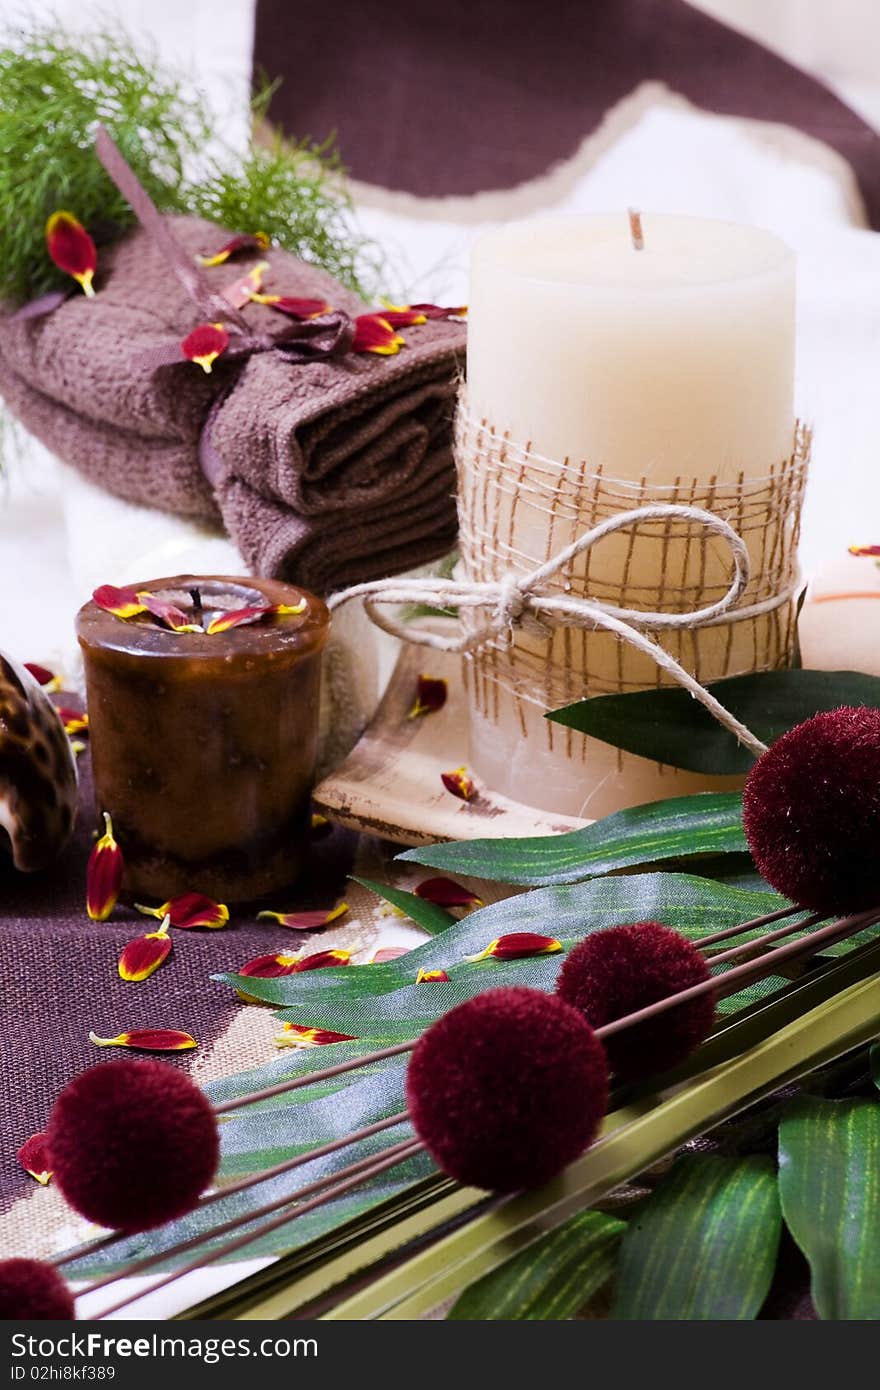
[0, 214, 465, 594]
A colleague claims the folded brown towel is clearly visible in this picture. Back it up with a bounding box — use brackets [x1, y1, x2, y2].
[0, 215, 465, 593]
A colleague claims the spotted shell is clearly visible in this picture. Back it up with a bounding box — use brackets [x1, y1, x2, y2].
[0, 653, 77, 871]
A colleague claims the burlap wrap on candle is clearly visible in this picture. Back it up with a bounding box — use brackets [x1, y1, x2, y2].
[455, 401, 810, 752]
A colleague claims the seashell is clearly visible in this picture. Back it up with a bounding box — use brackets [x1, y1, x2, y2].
[0, 652, 77, 871]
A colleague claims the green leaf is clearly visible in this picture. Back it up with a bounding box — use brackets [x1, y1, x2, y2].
[215, 1063, 411, 1175]
[0, 27, 383, 306]
[219, 872, 800, 1041]
[219, 867, 784, 1000]
[447, 1210, 624, 1320]
[611, 1155, 781, 1319]
[398, 792, 747, 885]
[352, 877, 457, 935]
[329, 961, 880, 1319]
[60, 1041, 430, 1278]
[778, 1096, 880, 1318]
[547, 670, 880, 774]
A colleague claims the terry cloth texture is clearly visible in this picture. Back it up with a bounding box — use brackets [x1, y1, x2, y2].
[0, 216, 465, 595]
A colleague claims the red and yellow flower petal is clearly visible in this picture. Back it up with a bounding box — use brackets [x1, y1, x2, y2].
[86, 812, 124, 921]
[234, 951, 302, 1003]
[24, 663, 63, 692]
[352, 313, 405, 355]
[238, 951, 302, 979]
[250, 293, 332, 319]
[136, 593, 202, 633]
[46, 211, 97, 297]
[466, 932, 563, 962]
[16, 1133, 52, 1186]
[168, 894, 228, 929]
[375, 308, 428, 328]
[415, 877, 483, 908]
[293, 948, 352, 972]
[441, 766, 476, 801]
[275, 1023, 356, 1049]
[88, 1028, 196, 1051]
[196, 231, 270, 266]
[257, 902, 348, 931]
[237, 950, 353, 996]
[848, 543, 880, 556]
[136, 893, 229, 930]
[92, 584, 147, 620]
[416, 967, 450, 982]
[408, 675, 448, 719]
[118, 917, 172, 982]
[381, 299, 467, 321]
[181, 322, 229, 373]
[204, 604, 270, 635]
[57, 707, 89, 738]
[205, 599, 307, 635]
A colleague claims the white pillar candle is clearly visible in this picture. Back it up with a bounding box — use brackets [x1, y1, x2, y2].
[462, 212, 799, 818]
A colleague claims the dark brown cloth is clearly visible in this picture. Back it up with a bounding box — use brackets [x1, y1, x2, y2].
[0, 217, 465, 594]
[255, 0, 880, 227]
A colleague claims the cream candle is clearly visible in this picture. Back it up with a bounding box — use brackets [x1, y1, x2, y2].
[799, 549, 880, 676]
[462, 212, 802, 818]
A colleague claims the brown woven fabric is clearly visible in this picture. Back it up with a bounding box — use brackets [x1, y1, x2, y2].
[0, 217, 465, 594]
[0, 748, 361, 1222]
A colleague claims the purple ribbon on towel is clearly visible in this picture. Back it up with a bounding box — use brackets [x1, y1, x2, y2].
[93, 127, 356, 367]
[13, 125, 356, 376]
[91, 127, 356, 487]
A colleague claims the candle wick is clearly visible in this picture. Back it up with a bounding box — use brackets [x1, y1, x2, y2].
[190, 587, 203, 628]
[628, 207, 644, 252]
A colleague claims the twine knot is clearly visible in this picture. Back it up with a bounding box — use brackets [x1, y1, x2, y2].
[494, 576, 527, 638]
[329, 501, 783, 758]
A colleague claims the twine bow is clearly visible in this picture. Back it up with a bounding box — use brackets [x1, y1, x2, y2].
[330, 503, 773, 758]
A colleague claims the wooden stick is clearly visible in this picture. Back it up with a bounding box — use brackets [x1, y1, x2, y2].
[77, 1133, 420, 1302]
[89, 1139, 426, 1319]
[596, 907, 880, 1038]
[61, 904, 878, 1308]
[700, 911, 823, 965]
[211, 1041, 413, 1115]
[210, 907, 815, 1115]
[53, 1110, 410, 1270]
[205, 907, 830, 1118]
[62, 906, 831, 1272]
[694, 903, 805, 949]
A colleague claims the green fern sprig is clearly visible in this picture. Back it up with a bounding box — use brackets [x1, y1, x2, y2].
[0, 25, 382, 304]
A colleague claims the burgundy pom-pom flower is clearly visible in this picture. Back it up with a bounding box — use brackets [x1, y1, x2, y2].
[743, 707, 880, 913]
[0, 1259, 74, 1320]
[406, 986, 608, 1191]
[556, 922, 715, 1080]
[47, 1060, 219, 1232]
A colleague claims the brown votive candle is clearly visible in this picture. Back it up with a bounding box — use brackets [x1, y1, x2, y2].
[76, 575, 329, 903]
